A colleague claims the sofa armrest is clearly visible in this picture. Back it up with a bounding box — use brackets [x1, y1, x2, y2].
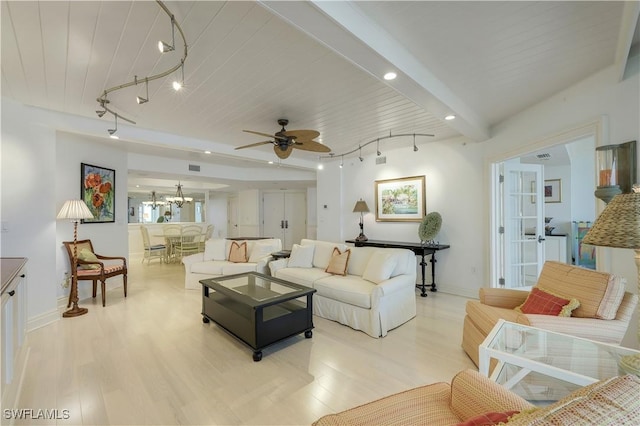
[253, 255, 273, 275]
[480, 288, 529, 309]
[269, 258, 288, 276]
[450, 369, 533, 420]
[376, 274, 414, 296]
[181, 253, 204, 272]
[525, 314, 632, 345]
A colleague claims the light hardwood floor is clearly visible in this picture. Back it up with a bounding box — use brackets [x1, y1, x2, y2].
[15, 257, 476, 425]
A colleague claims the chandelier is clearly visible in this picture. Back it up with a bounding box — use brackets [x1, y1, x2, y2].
[141, 190, 167, 210]
[165, 182, 192, 208]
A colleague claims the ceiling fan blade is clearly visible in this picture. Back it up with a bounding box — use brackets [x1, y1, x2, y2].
[283, 129, 320, 140]
[235, 140, 274, 150]
[243, 129, 288, 141]
[243, 130, 276, 138]
[274, 144, 293, 159]
[293, 140, 332, 153]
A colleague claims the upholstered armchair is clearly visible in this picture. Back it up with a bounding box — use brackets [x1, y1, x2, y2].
[462, 261, 638, 367]
[63, 239, 127, 307]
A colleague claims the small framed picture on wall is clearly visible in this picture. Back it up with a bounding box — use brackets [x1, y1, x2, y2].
[544, 179, 561, 203]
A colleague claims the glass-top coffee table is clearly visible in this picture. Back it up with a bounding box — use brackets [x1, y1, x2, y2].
[479, 319, 640, 401]
[200, 272, 316, 361]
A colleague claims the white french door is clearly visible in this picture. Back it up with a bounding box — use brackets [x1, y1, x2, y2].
[494, 162, 545, 288]
[262, 192, 306, 250]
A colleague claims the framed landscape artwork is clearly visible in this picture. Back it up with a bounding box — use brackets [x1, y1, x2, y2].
[544, 179, 561, 203]
[81, 163, 115, 223]
[375, 175, 425, 222]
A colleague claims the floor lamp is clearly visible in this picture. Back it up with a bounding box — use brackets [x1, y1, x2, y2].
[583, 185, 640, 369]
[56, 200, 94, 318]
[353, 199, 370, 242]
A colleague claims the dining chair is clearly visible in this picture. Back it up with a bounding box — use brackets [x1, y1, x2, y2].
[62, 239, 127, 307]
[174, 225, 202, 259]
[162, 224, 182, 262]
[140, 225, 166, 264]
[199, 224, 214, 252]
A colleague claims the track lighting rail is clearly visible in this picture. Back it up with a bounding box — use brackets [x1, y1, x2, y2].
[95, 0, 188, 127]
[321, 132, 434, 160]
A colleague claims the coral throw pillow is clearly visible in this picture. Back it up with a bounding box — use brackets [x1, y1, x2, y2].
[228, 241, 248, 263]
[455, 410, 520, 426]
[515, 287, 580, 317]
[325, 247, 351, 276]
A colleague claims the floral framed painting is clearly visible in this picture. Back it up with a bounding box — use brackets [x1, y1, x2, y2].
[81, 163, 115, 223]
[375, 175, 426, 222]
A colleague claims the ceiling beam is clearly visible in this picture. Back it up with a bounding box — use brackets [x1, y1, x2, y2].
[613, 1, 640, 82]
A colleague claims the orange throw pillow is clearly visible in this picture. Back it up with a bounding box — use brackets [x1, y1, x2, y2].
[228, 241, 248, 263]
[325, 247, 351, 276]
[515, 287, 579, 317]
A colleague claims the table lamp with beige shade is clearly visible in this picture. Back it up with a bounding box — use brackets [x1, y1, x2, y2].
[583, 184, 640, 374]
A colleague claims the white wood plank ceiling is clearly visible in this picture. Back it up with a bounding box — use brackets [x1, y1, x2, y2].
[2, 1, 638, 190]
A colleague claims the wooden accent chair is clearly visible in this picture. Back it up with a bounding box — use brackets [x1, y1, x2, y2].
[63, 239, 127, 307]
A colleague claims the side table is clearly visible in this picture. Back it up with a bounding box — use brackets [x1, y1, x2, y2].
[271, 250, 291, 260]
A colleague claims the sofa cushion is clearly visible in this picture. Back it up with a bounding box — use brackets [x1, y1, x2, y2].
[314, 275, 374, 309]
[204, 239, 227, 261]
[515, 287, 580, 317]
[596, 275, 626, 320]
[507, 374, 640, 425]
[325, 248, 351, 276]
[288, 244, 315, 268]
[302, 239, 347, 269]
[222, 262, 259, 276]
[276, 267, 330, 288]
[535, 261, 617, 319]
[390, 249, 411, 277]
[363, 251, 398, 284]
[228, 241, 248, 263]
[347, 247, 375, 276]
[248, 240, 278, 262]
[191, 261, 225, 275]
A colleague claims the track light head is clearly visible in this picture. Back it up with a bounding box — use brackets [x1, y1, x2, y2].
[377, 150, 382, 156]
[359, 156, 364, 162]
[413, 145, 418, 152]
[136, 96, 148, 104]
[96, 109, 106, 117]
[158, 41, 174, 53]
[172, 80, 182, 91]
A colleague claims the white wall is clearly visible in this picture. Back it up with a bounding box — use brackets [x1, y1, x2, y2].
[1, 100, 58, 329]
[55, 132, 129, 301]
[208, 193, 229, 238]
[317, 136, 485, 298]
[543, 164, 572, 235]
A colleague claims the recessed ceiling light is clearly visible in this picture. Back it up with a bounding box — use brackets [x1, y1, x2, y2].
[445, 114, 456, 121]
[383, 72, 397, 81]
[268, 161, 274, 165]
[317, 164, 324, 170]
[204, 150, 211, 154]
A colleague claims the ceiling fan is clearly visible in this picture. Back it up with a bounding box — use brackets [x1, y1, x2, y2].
[236, 119, 331, 159]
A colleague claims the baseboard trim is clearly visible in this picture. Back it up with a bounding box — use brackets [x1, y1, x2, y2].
[26, 308, 60, 332]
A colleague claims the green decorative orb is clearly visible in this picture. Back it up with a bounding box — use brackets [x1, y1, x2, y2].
[418, 212, 442, 242]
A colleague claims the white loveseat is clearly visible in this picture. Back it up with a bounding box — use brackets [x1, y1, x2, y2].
[182, 238, 282, 290]
[269, 239, 417, 338]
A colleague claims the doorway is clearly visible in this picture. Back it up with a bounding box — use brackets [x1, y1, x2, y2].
[490, 125, 598, 288]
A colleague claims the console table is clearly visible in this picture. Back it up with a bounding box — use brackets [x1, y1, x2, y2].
[345, 239, 450, 297]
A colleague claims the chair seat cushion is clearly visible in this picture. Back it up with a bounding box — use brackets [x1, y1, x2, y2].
[77, 265, 124, 276]
[465, 301, 529, 336]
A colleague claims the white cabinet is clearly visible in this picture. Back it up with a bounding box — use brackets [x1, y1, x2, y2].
[544, 235, 568, 263]
[1, 257, 28, 407]
[262, 192, 306, 250]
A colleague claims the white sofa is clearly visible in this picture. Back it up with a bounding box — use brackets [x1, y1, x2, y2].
[182, 238, 282, 290]
[269, 239, 417, 338]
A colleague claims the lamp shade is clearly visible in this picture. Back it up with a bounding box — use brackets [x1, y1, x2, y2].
[353, 200, 370, 213]
[56, 200, 94, 221]
[582, 188, 640, 249]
